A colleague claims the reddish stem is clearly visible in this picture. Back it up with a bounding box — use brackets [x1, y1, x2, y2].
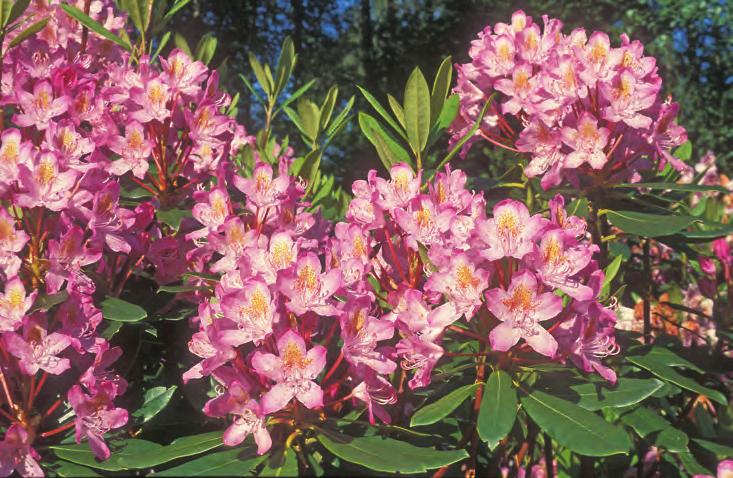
[44, 398, 63, 418]
[382, 227, 408, 283]
[322, 351, 344, 385]
[40, 421, 75, 438]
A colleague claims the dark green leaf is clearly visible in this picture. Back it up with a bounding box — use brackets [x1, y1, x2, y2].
[59, 4, 131, 51]
[521, 390, 631, 456]
[133, 386, 177, 423]
[5, 0, 30, 27]
[601, 254, 623, 299]
[261, 448, 299, 477]
[603, 210, 697, 237]
[547, 378, 664, 411]
[692, 438, 733, 458]
[433, 95, 494, 174]
[614, 182, 729, 193]
[30, 290, 69, 313]
[430, 55, 452, 125]
[403, 67, 431, 155]
[411, 383, 478, 427]
[248, 53, 272, 97]
[356, 85, 407, 140]
[317, 432, 468, 473]
[477, 370, 518, 450]
[656, 427, 688, 453]
[155, 447, 266, 477]
[162, 0, 190, 22]
[8, 16, 50, 48]
[157, 208, 191, 232]
[101, 297, 147, 323]
[54, 460, 102, 477]
[359, 112, 411, 170]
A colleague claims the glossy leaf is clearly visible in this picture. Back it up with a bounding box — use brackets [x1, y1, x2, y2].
[317, 432, 468, 473]
[614, 182, 729, 193]
[403, 67, 431, 155]
[101, 297, 147, 323]
[521, 390, 632, 456]
[261, 448, 299, 477]
[546, 378, 664, 411]
[155, 447, 266, 477]
[600, 254, 623, 299]
[477, 370, 518, 450]
[359, 112, 411, 170]
[603, 210, 697, 237]
[411, 383, 478, 427]
[133, 386, 177, 423]
[430, 55, 453, 125]
[356, 85, 407, 140]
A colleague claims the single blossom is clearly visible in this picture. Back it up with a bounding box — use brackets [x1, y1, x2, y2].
[68, 383, 129, 460]
[220, 279, 276, 345]
[107, 121, 152, 178]
[13, 81, 70, 130]
[477, 199, 547, 261]
[278, 253, 341, 316]
[560, 112, 610, 169]
[0, 424, 43, 478]
[4, 322, 72, 375]
[251, 330, 327, 413]
[0, 277, 36, 332]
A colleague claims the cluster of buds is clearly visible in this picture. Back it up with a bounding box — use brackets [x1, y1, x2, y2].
[452, 10, 688, 189]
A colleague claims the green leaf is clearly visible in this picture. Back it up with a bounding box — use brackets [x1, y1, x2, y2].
[547, 378, 664, 411]
[101, 297, 147, 323]
[478, 370, 518, 450]
[520, 390, 631, 457]
[674, 141, 692, 161]
[30, 290, 69, 313]
[692, 438, 733, 458]
[614, 182, 729, 193]
[317, 433, 468, 473]
[656, 427, 688, 453]
[151, 31, 171, 62]
[325, 95, 354, 138]
[133, 386, 177, 423]
[626, 352, 726, 404]
[433, 95, 494, 174]
[194, 32, 217, 65]
[621, 407, 669, 437]
[628, 346, 704, 373]
[248, 53, 272, 97]
[603, 210, 697, 237]
[162, 0, 191, 22]
[430, 55, 452, 125]
[8, 16, 50, 48]
[319, 86, 338, 131]
[274, 36, 295, 97]
[155, 447, 266, 477]
[601, 254, 623, 299]
[59, 4, 131, 51]
[275, 79, 316, 116]
[387, 94, 405, 128]
[261, 448, 299, 477]
[5, 0, 30, 28]
[120, 0, 147, 34]
[296, 98, 321, 142]
[157, 208, 192, 232]
[403, 67, 431, 155]
[54, 460, 102, 477]
[173, 32, 191, 57]
[410, 383, 478, 427]
[356, 85, 407, 140]
[359, 112, 411, 170]
[293, 149, 321, 195]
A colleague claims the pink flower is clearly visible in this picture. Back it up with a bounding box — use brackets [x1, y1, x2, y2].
[0, 129, 33, 185]
[278, 253, 341, 316]
[251, 330, 327, 413]
[186, 104, 231, 141]
[15, 151, 79, 211]
[374, 163, 421, 210]
[486, 271, 561, 357]
[600, 70, 658, 128]
[477, 199, 547, 261]
[220, 279, 276, 345]
[160, 49, 208, 96]
[233, 162, 289, 209]
[46, 224, 101, 292]
[191, 187, 231, 236]
[352, 373, 396, 425]
[529, 228, 596, 301]
[0, 277, 36, 332]
[13, 81, 69, 130]
[130, 77, 170, 123]
[425, 252, 489, 318]
[394, 197, 452, 249]
[203, 368, 272, 455]
[4, 322, 72, 375]
[0, 424, 43, 478]
[68, 383, 129, 460]
[494, 63, 540, 115]
[339, 295, 396, 375]
[107, 121, 152, 178]
[560, 112, 610, 169]
[0, 209, 29, 278]
[44, 121, 94, 166]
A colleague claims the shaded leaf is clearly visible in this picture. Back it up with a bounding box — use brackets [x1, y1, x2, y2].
[477, 370, 517, 450]
[59, 4, 130, 51]
[101, 297, 147, 323]
[133, 386, 177, 423]
[411, 383, 478, 427]
[403, 67, 431, 155]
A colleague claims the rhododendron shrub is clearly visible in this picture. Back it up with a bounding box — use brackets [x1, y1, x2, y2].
[0, 2, 731, 477]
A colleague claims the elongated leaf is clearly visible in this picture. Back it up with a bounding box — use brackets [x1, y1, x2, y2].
[403, 67, 431, 155]
[101, 297, 147, 322]
[614, 182, 729, 193]
[317, 433, 468, 473]
[325, 95, 354, 138]
[692, 438, 733, 458]
[601, 254, 623, 298]
[478, 370, 518, 450]
[30, 290, 69, 313]
[8, 16, 50, 48]
[356, 85, 407, 140]
[152, 31, 171, 62]
[275, 79, 316, 116]
[674, 141, 692, 161]
[194, 32, 217, 65]
[411, 383, 478, 427]
[621, 407, 669, 437]
[261, 448, 299, 477]
[248, 53, 272, 96]
[60, 4, 131, 51]
[162, 0, 191, 22]
[546, 378, 664, 411]
[54, 460, 101, 477]
[678, 222, 733, 241]
[656, 427, 689, 453]
[133, 386, 177, 423]
[627, 346, 704, 373]
[386, 94, 405, 130]
[157, 208, 191, 231]
[156, 448, 266, 477]
[603, 210, 697, 237]
[433, 95, 494, 174]
[274, 36, 295, 97]
[6, 0, 30, 27]
[359, 112, 411, 170]
[173, 32, 191, 56]
[626, 355, 726, 404]
[521, 390, 631, 456]
[430, 55, 452, 124]
[319, 86, 338, 131]
[121, 0, 146, 34]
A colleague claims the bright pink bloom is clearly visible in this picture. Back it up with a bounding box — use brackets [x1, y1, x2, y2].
[0, 129, 33, 185]
[0, 424, 43, 478]
[0, 209, 29, 277]
[374, 163, 421, 210]
[13, 81, 69, 130]
[600, 70, 658, 128]
[4, 322, 72, 375]
[560, 113, 610, 169]
[15, 151, 79, 211]
[107, 121, 152, 178]
[130, 77, 170, 123]
[339, 295, 396, 375]
[529, 228, 596, 301]
[160, 49, 208, 96]
[220, 279, 276, 345]
[278, 253, 341, 316]
[394, 197, 452, 249]
[0, 277, 36, 332]
[233, 162, 290, 209]
[477, 199, 547, 261]
[68, 383, 129, 460]
[425, 252, 489, 318]
[251, 330, 327, 413]
[486, 271, 561, 357]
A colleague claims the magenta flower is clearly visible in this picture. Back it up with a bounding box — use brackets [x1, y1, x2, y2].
[494, 63, 540, 115]
[548, 194, 586, 237]
[203, 367, 272, 454]
[68, 383, 129, 460]
[352, 372, 397, 425]
[486, 271, 561, 357]
[529, 228, 596, 301]
[130, 77, 170, 123]
[251, 330, 327, 413]
[15, 151, 79, 211]
[46, 224, 101, 292]
[4, 322, 72, 375]
[394, 197, 452, 249]
[233, 162, 289, 209]
[107, 121, 152, 178]
[87, 182, 135, 254]
[44, 120, 94, 166]
[600, 70, 658, 129]
[13, 81, 69, 130]
[477, 199, 547, 261]
[339, 295, 396, 375]
[0, 129, 33, 185]
[374, 163, 421, 210]
[186, 104, 231, 141]
[191, 187, 231, 236]
[0, 209, 29, 278]
[160, 49, 208, 96]
[278, 253, 341, 316]
[516, 119, 564, 182]
[220, 279, 276, 345]
[0, 424, 43, 478]
[560, 112, 610, 169]
[425, 252, 489, 318]
[0, 277, 36, 332]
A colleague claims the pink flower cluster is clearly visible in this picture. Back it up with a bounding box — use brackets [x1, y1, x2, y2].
[0, 0, 244, 474]
[183, 160, 618, 455]
[452, 10, 688, 189]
